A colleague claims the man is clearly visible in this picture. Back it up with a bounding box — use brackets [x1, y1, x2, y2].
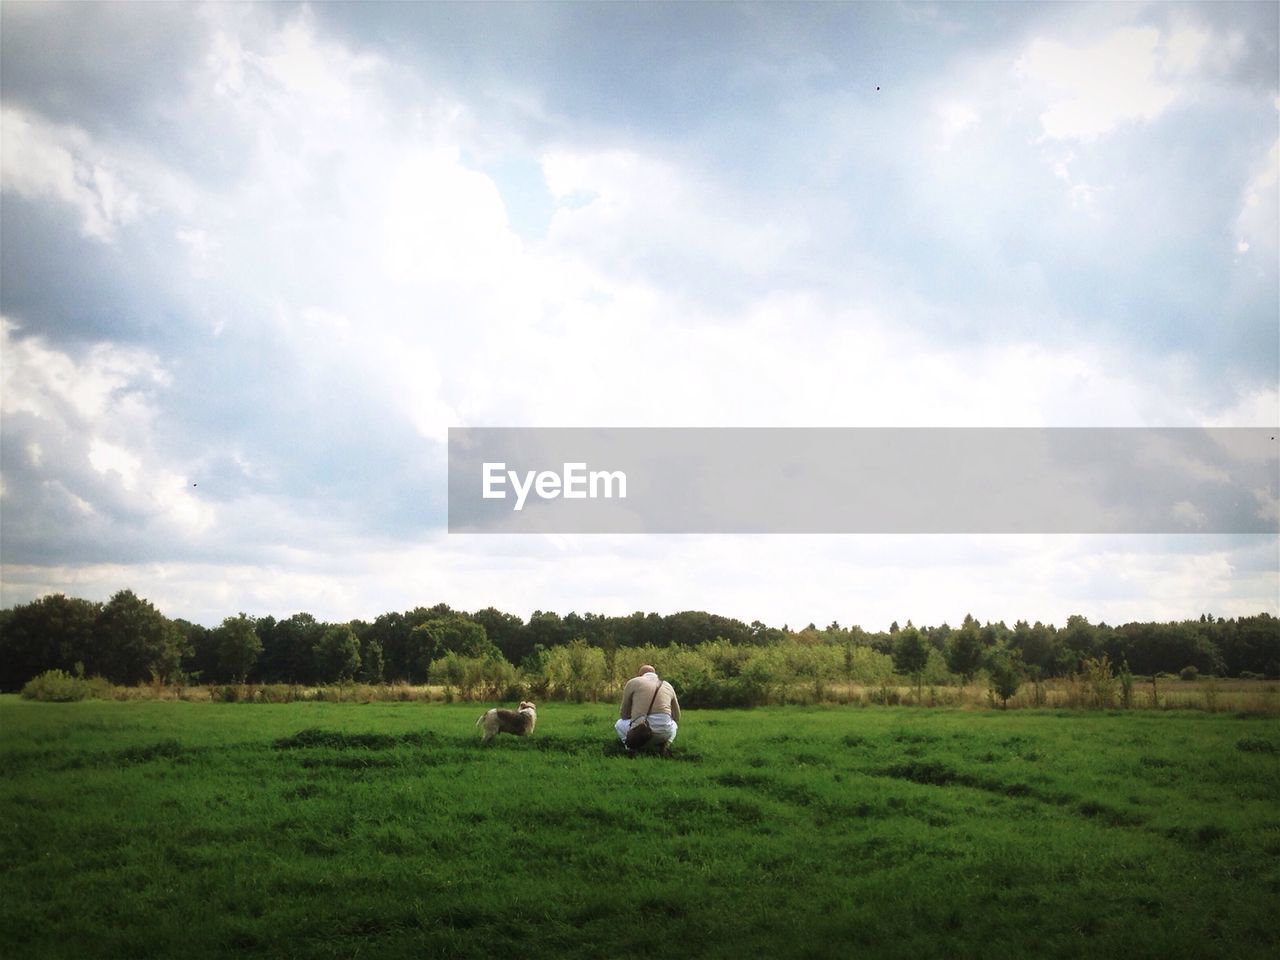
[615, 664, 680, 753]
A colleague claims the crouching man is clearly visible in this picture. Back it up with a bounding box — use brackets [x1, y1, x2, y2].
[614, 664, 681, 753]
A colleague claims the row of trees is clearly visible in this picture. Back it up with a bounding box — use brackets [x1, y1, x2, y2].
[1, 591, 1277, 693]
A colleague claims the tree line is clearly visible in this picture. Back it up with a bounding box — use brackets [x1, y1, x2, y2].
[1, 590, 1277, 695]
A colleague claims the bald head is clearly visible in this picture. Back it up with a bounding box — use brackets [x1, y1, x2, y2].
[637, 664, 656, 677]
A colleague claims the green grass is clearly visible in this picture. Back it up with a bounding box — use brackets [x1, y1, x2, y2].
[2, 697, 1277, 959]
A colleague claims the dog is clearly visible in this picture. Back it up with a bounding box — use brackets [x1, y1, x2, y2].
[476, 701, 537, 744]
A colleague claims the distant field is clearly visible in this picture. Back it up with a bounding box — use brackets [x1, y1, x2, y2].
[2, 698, 1277, 959]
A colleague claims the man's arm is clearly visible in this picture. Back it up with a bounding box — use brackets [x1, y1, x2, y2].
[619, 680, 634, 720]
[669, 687, 681, 722]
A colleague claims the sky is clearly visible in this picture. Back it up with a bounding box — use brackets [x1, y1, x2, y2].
[1, 1, 1277, 630]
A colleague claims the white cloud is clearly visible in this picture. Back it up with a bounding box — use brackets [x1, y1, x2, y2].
[0, 318, 167, 425]
[379, 147, 523, 288]
[2, 6, 1275, 628]
[175, 228, 218, 276]
[1235, 138, 1278, 266]
[0, 107, 141, 242]
[0, 320, 214, 538]
[1015, 27, 1181, 142]
[934, 100, 979, 150]
[1200, 387, 1280, 428]
[1162, 26, 1210, 76]
[540, 147, 799, 285]
[87, 440, 142, 490]
[3, 533, 1273, 629]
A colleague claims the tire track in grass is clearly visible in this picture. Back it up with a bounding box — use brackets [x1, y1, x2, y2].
[872, 758, 1219, 837]
[2, 738, 200, 774]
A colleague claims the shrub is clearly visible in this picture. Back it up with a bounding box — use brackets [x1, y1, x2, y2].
[541, 640, 609, 702]
[1179, 665, 1199, 682]
[868, 685, 902, 706]
[1118, 661, 1135, 709]
[1081, 656, 1117, 709]
[21, 669, 92, 702]
[500, 679, 530, 702]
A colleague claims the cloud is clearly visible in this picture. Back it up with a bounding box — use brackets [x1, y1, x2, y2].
[1235, 137, 1278, 265]
[0, 319, 214, 562]
[1014, 27, 1186, 142]
[1171, 500, 1209, 530]
[2, 533, 1274, 630]
[0, 107, 141, 242]
[933, 100, 980, 151]
[1, 4, 1276, 625]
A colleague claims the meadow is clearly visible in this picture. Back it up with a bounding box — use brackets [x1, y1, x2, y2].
[1, 697, 1277, 959]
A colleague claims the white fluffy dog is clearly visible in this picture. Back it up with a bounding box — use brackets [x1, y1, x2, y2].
[476, 701, 537, 744]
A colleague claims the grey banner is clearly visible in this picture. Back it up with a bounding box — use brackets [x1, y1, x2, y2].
[448, 428, 1279, 534]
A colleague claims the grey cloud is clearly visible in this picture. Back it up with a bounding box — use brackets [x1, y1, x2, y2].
[1, 1, 218, 138]
[1, 411, 167, 564]
[2, 2, 1275, 580]
[0, 195, 196, 347]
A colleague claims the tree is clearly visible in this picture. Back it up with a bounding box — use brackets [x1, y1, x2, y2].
[408, 615, 494, 679]
[893, 626, 929, 699]
[1062, 614, 1098, 667]
[360, 638, 385, 683]
[0, 594, 100, 691]
[361, 611, 414, 681]
[987, 652, 1023, 708]
[314, 625, 362, 682]
[470, 607, 530, 665]
[525, 610, 570, 652]
[945, 623, 984, 684]
[92, 590, 186, 684]
[1225, 613, 1280, 677]
[216, 614, 262, 684]
[1010, 620, 1057, 675]
[175, 619, 216, 682]
[271, 613, 325, 684]
[252, 615, 280, 681]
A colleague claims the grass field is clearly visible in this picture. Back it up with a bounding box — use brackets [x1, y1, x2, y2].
[2, 697, 1278, 959]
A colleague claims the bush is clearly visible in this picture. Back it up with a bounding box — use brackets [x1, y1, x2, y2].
[1081, 656, 1117, 709]
[540, 641, 608, 702]
[1179, 665, 1199, 682]
[21, 669, 93, 702]
[1118, 661, 1135, 709]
